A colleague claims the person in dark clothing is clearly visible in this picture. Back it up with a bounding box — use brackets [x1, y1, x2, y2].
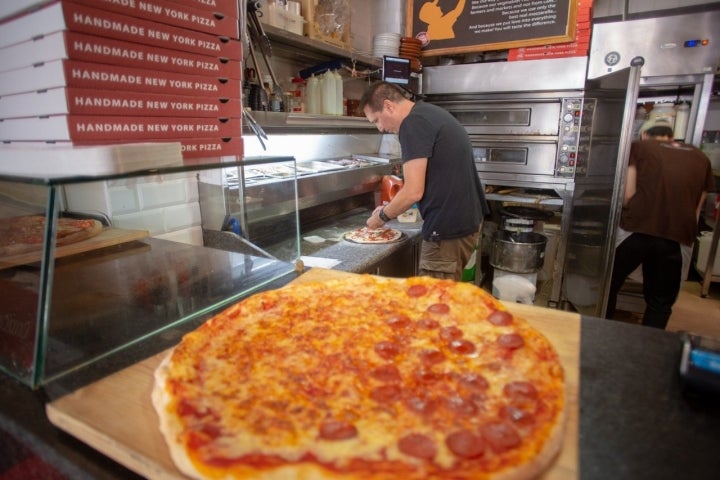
[359, 81, 489, 280]
[606, 117, 714, 329]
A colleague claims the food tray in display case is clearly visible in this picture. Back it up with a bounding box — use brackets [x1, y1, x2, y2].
[0, 155, 301, 388]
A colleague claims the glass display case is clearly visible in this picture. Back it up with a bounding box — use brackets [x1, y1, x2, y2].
[0, 155, 300, 388]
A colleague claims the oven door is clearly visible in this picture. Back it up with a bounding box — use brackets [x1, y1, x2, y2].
[471, 137, 559, 176]
[438, 101, 563, 136]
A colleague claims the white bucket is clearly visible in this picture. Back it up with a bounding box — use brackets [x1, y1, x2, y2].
[492, 270, 537, 304]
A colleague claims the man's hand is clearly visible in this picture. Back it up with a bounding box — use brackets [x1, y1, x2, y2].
[367, 206, 386, 229]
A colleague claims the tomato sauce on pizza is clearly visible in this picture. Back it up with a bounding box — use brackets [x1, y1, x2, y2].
[153, 275, 566, 480]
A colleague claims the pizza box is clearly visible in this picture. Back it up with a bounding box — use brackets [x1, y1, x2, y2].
[0, 142, 184, 178]
[0, 30, 241, 78]
[0, 87, 243, 121]
[0, 2, 242, 59]
[46, 268, 579, 480]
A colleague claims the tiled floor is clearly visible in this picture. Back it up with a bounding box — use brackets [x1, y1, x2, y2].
[615, 271, 720, 339]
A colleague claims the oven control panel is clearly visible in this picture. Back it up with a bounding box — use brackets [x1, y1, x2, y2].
[556, 98, 593, 177]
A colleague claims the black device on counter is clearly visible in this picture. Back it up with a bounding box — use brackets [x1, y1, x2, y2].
[679, 332, 720, 397]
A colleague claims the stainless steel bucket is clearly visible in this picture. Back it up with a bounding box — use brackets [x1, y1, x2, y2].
[490, 230, 547, 274]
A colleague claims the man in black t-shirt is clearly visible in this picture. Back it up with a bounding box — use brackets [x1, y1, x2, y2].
[359, 81, 489, 280]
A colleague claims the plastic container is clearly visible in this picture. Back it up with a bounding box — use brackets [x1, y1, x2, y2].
[306, 74, 320, 114]
[381, 175, 403, 204]
[333, 70, 343, 116]
[492, 269, 537, 304]
[674, 102, 690, 141]
[321, 70, 336, 115]
[291, 77, 305, 113]
[648, 102, 676, 128]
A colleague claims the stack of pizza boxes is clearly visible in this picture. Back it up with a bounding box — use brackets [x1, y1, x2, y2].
[507, 0, 593, 61]
[0, 0, 244, 160]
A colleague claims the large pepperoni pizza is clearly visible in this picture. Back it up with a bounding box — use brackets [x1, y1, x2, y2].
[152, 274, 566, 479]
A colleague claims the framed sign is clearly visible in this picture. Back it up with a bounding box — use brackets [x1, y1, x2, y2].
[406, 0, 578, 57]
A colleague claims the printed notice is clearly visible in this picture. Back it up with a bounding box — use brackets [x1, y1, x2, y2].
[408, 0, 576, 56]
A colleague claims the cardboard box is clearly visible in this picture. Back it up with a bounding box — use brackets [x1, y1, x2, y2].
[301, 0, 350, 49]
[0, 87, 242, 120]
[0, 30, 241, 78]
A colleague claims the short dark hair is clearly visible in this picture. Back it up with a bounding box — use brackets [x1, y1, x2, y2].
[358, 81, 407, 113]
[644, 125, 674, 138]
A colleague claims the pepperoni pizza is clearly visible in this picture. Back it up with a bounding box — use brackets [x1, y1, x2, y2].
[152, 274, 566, 479]
[0, 215, 103, 257]
[344, 227, 403, 244]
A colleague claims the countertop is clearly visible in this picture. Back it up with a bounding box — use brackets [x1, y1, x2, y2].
[1, 226, 719, 479]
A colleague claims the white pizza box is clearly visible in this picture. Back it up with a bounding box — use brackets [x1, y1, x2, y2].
[0, 87, 243, 120]
[0, 142, 184, 178]
[0, 0, 52, 23]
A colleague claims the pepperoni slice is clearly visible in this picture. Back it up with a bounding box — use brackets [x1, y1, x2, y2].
[439, 326, 463, 341]
[446, 430, 486, 458]
[398, 433, 437, 459]
[414, 369, 444, 383]
[449, 339, 476, 355]
[407, 284, 428, 297]
[487, 310, 513, 326]
[500, 405, 535, 426]
[427, 303, 450, 314]
[404, 395, 440, 416]
[418, 349, 446, 365]
[457, 372, 489, 391]
[319, 420, 358, 440]
[446, 395, 478, 415]
[370, 364, 402, 383]
[417, 318, 440, 330]
[497, 333, 524, 349]
[385, 314, 412, 329]
[480, 421, 521, 452]
[370, 384, 402, 403]
[503, 381, 538, 401]
[374, 341, 401, 360]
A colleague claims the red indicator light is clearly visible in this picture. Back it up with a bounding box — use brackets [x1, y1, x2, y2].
[702, 39, 709, 46]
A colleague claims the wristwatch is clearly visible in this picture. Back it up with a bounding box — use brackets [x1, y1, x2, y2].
[378, 208, 391, 223]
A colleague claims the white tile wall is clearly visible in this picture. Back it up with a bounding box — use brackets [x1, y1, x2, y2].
[64, 171, 203, 245]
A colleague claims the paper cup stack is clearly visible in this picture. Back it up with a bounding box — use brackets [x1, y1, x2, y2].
[400, 37, 422, 72]
[373, 33, 401, 58]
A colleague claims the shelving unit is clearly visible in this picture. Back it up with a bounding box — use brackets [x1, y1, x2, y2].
[262, 24, 381, 70]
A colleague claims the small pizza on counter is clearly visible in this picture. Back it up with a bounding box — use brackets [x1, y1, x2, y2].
[0, 215, 103, 257]
[152, 274, 567, 480]
[343, 227, 403, 244]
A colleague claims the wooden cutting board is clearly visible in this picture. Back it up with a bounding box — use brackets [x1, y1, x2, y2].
[0, 227, 149, 270]
[47, 268, 580, 479]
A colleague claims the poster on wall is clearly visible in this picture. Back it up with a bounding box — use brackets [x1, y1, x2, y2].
[406, 0, 578, 57]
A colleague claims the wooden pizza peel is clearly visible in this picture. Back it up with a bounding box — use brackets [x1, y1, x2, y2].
[46, 268, 580, 479]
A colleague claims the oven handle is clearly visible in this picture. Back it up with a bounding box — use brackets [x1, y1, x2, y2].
[468, 135, 559, 144]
